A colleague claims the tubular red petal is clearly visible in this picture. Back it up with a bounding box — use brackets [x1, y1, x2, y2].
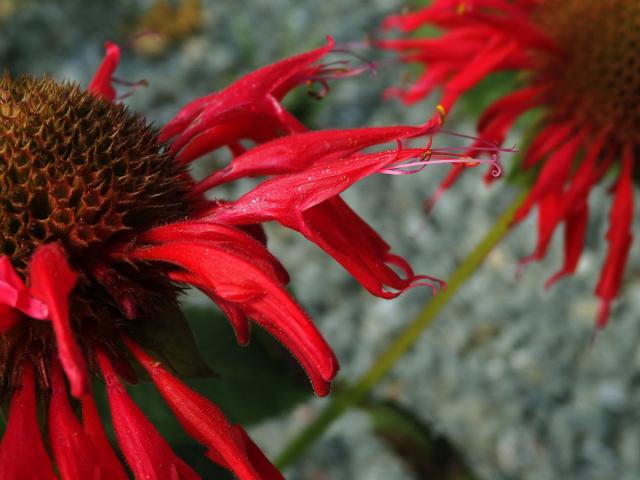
[381, 0, 556, 108]
[175, 122, 254, 165]
[382, 1, 457, 32]
[545, 206, 588, 289]
[29, 243, 88, 398]
[192, 123, 436, 194]
[88, 41, 121, 102]
[514, 131, 584, 223]
[440, 36, 519, 111]
[204, 148, 439, 298]
[126, 339, 270, 480]
[594, 149, 634, 329]
[215, 189, 429, 298]
[389, 63, 453, 105]
[130, 241, 338, 396]
[80, 394, 129, 480]
[48, 362, 103, 480]
[204, 147, 432, 224]
[521, 190, 563, 265]
[465, 9, 560, 53]
[0, 364, 56, 480]
[295, 197, 430, 298]
[538, 134, 605, 287]
[139, 221, 289, 285]
[160, 37, 334, 147]
[96, 350, 200, 480]
[522, 123, 574, 169]
[473, 86, 543, 148]
[168, 269, 252, 345]
[172, 106, 306, 164]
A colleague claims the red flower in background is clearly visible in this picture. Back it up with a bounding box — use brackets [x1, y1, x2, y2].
[0, 37, 473, 478]
[380, 0, 639, 327]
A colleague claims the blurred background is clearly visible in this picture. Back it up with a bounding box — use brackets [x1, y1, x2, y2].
[2, 1, 640, 479]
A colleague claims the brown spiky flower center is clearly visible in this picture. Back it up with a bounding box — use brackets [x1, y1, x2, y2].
[0, 74, 191, 271]
[0, 74, 193, 383]
[535, 0, 640, 143]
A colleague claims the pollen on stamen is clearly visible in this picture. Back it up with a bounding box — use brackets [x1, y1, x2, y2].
[303, 48, 379, 100]
[436, 104, 447, 125]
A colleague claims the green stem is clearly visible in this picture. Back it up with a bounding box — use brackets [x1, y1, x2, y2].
[275, 189, 528, 469]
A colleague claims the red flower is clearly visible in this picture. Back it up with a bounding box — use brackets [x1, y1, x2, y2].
[380, 0, 639, 327]
[0, 37, 464, 478]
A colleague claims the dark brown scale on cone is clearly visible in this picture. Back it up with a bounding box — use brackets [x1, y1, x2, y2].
[0, 74, 194, 391]
[534, 0, 640, 145]
[0, 73, 192, 271]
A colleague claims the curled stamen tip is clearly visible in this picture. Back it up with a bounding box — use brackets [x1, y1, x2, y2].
[114, 77, 149, 100]
[306, 79, 330, 100]
[490, 164, 503, 177]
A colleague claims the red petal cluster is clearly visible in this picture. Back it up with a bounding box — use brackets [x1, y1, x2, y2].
[380, 0, 637, 326]
[0, 35, 460, 477]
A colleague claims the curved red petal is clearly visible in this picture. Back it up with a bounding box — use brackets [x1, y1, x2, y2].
[160, 37, 334, 148]
[168, 269, 252, 346]
[0, 364, 56, 480]
[205, 147, 431, 224]
[96, 350, 200, 480]
[48, 362, 103, 480]
[139, 221, 289, 285]
[80, 394, 129, 480]
[192, 123, 435, 194]
[130, 241, 338, 396]
[514, 131, 584, 223]
[88, 41, 121, 102]
[204, 147, 433, 298]
[29, 243, 88, 398]
[296, 197, 426, 298]
[126, 339, 271, 480]
[594, 148, 634, 328]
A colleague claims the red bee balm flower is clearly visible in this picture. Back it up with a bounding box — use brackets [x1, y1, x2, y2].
[0, 38, 456, 478]
[380, 0, 639, 327]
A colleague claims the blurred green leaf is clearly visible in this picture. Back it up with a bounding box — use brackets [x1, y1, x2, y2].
[125, 302, 312, 430]
[181, 304, 312, 425]
[128, 303, 214, 379]
[459, 71, 519, 118]
[282, 87, 326, 126]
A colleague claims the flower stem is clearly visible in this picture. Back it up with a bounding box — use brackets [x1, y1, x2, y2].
[275, 189, 528, 469]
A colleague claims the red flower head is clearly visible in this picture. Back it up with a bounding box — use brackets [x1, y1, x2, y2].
[380, 0, 639, 328]
[0, 37, 479, 478]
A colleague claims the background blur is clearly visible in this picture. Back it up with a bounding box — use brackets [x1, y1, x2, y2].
[2, 1, 640, 479]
